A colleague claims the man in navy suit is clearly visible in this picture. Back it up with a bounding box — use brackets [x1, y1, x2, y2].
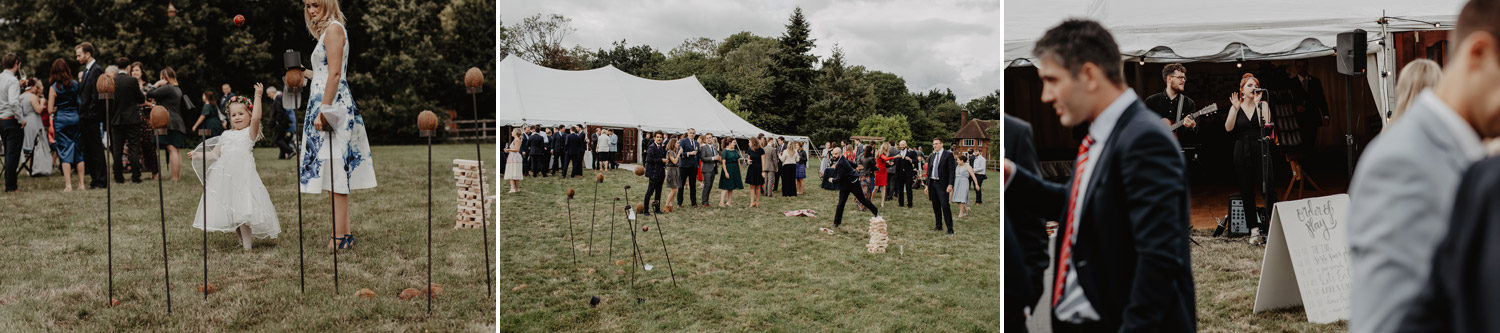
[1005, 114, 1048, 313]
[566, 125, 585, 177]
[926, 138, 957, 233]
[75, 42, 109, 189]
[641, 132, 667, 215]
[528, 127, 548, 177]
[550, 126, 565, 176]
[676, 128, 700, 207]
[1004, 19, 1194, 332]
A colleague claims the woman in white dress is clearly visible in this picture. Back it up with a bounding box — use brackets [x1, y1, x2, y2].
[190, 84, 279, 250]
[300, 0, 376, 249]
[951, 156, 979, 218]
[504, 128, 524, 192]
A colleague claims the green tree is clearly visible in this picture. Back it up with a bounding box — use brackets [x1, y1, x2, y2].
[854, 114, 913, 143]
[761, 7, 818, 135]
[965, 90, 1000, 120]
[804, 46, 876, 144]
[590, 40, 666, 78]
[0, 0, 495, 144]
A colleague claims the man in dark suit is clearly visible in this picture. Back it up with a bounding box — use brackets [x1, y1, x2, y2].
[677, 128, 700, 207]
[520, 126, 533, 175]
[550, 126, 565, 176]
[1006, 216, 1037, 333]
[1005, 114, 1048, 313]
[1005, 19, 1195, 332]
[75, 42, 109, 189]
[927, 138, 957, 233]
[528, 127, 548, 177]
[557, 127, 572, 177]
[1399, 156, 1500, 332]
[641, 132, 667, 215]
[831, 146, 879, 228]
[108, 57, 146, 183]
[567, 125, 585, 177]
[892, 140, 915, 208]
[1288, 59, 1329, 148]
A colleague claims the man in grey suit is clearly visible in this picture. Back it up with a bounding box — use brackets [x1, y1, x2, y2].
[1348, 2, 1500, 330]
[698, 133, 719, 205]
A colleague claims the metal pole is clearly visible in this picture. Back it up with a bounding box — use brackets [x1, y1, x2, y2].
[328, 125, 339, 295]
[471, 93, 492, 298]
[566, 194, 577, 267]
[155, 132, 171, 312]
[590, 180, 598, 256]
[106, 99, 114, 305]
[426, 133, 433, 315]
[650, 213, 677, 286]
[296, 129, 305, 294]
[199, 128, 209, 299]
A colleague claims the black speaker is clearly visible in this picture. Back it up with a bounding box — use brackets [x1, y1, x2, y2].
[1337, 29, 1368, 76]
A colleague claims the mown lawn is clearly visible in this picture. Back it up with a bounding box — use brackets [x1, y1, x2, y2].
[0, 144, 496, 331]
[500, 158, 1000, 331]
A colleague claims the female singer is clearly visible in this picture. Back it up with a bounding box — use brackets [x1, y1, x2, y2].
[1224, 73, 1270, 242]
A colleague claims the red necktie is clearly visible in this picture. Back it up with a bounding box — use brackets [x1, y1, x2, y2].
[1053, 135, 1094, 306]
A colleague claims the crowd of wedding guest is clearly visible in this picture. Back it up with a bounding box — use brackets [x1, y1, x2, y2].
[501, 124, 988, 233]
[0, 43, 301, 193]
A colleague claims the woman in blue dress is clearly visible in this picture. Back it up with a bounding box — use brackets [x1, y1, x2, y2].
[48, 58, 85, 191]
[301, 0, 377, 249]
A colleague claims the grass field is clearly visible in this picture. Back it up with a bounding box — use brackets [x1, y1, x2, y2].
[1025, 222, 1349, 332]
[0, 144, 496, 331]
[499, 158, 1000, 331]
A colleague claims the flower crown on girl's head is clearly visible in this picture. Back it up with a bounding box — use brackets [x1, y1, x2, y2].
[225, 96, 253, 111]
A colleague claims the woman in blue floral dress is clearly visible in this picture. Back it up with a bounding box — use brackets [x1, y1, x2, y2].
[300, 0, 376, 249]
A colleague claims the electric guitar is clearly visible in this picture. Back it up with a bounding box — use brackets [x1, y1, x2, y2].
[1169, 103, 1219, 131]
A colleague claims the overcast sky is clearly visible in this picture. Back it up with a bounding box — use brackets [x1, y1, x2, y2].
[500, 0, 999, 103]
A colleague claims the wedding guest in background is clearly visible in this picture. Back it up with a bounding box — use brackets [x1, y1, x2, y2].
[49, 58, 87, 191]
[745, 138, 765, 207]
[148, 67, 189, 181]
[1351, 0, 1500, 330]
[699, 133, 720, 205]
[717, 137, 744, 207]
[0, 53, 22, 191]
[1389, 59, 1443, 125]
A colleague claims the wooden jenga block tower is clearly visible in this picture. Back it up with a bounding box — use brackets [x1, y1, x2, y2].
[866, 216, 889, 253]
[454, 159, 491, 229]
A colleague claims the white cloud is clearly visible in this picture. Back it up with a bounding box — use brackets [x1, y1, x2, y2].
[501, 0, 999, 103]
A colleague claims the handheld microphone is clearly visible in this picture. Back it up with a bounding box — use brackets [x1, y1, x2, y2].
[1251, 88, 1269, 93]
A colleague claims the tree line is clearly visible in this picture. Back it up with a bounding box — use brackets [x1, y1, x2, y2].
[0, 0, 495, 144]
[500, 8, 1000, 147]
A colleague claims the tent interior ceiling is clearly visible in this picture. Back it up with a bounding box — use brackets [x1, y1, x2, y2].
[499, 56, 808, 142]
[1004, 0, 1463, 65]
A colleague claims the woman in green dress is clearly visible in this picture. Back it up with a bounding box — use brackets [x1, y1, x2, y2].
[718, 138, 744, 207]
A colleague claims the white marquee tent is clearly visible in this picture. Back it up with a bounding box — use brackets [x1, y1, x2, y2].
[1005, 0, 1464, 117]
[499, 56, 808, 143]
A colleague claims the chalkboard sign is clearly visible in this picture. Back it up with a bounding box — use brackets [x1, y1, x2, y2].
[1253, 194, 1352, 324]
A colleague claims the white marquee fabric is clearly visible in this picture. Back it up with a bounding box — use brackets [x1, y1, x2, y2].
[499, 56, 808, 142]
[1005, 0, 1460, 65]
[1004, 0, 1464, 119]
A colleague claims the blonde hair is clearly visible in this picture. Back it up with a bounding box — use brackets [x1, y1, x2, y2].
[1392, 59, 1443, 124]
[304, 0, 348, 38]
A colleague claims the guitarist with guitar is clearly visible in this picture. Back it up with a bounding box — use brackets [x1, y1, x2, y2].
[1145, 63, 1201, 133]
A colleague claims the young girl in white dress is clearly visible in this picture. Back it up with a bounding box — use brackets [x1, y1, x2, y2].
[191, 83, 279, 250]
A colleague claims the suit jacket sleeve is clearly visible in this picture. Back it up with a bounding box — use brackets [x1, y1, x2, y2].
[1117, 127, 1192, 332]
[944, 153, 958, 186]
[1006, 162, 1068, 221]
[1007, 119, 1041, 173]
[80, 66, 99, 114]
